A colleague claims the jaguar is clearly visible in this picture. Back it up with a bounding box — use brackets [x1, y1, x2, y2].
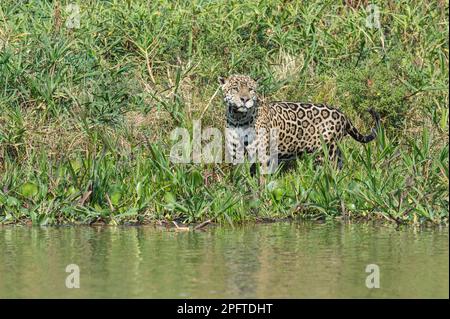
[218, 74, 380, 175]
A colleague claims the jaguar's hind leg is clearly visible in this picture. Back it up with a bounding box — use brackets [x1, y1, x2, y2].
[327, 142, 343, 169]
[313, 155, 324, 167]
[314, 142, 342, 169]
[335, 146, 343, 169]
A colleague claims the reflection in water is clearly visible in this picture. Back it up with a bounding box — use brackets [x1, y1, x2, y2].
[0, 222, 448, 298]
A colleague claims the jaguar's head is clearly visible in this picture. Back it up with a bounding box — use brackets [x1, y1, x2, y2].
[218, 75, 258, 113]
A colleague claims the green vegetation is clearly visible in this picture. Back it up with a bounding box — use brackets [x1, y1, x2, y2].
[0, 0, 448, 226]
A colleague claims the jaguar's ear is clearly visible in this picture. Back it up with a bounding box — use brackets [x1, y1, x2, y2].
[254, 76, 263, 83]
[218, 76, 227, 86]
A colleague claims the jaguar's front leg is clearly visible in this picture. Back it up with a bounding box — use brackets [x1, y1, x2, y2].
[257, 148, 270, 188]
[256, 126, 279, 188]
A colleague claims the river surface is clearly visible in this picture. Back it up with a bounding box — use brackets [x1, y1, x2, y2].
[0, 222, 448, 298]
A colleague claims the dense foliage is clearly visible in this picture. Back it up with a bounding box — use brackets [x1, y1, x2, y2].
[0, 0, 448, 225]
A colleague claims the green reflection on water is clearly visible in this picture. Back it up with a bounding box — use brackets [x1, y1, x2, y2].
[0, 222, 448, 298]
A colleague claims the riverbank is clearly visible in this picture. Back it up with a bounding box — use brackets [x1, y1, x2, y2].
[0, 1, 448, 226]
[1, 125, 448, 226]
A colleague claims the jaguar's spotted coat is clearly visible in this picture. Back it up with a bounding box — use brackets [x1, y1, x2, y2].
[218, 74, 381, 173]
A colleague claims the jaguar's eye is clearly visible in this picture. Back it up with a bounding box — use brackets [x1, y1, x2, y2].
[231, 88, 238, 94]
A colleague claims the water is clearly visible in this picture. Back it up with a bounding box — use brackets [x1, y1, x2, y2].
[0, 222, 448, 298]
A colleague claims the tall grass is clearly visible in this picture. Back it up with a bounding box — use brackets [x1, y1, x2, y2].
[0, 0, 448, 225]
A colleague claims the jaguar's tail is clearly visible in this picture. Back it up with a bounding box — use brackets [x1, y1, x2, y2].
[346, 108, 381, 143]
